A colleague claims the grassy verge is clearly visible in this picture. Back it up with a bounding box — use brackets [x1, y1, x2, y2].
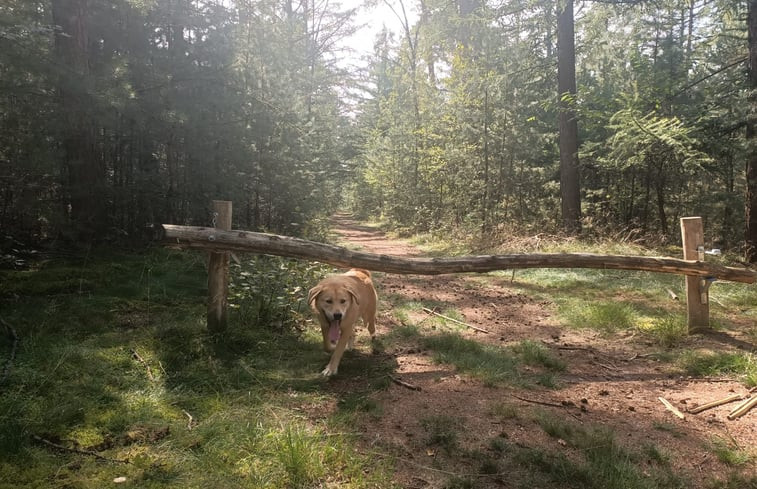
[423, 402, 757, 489]
[402, 228, 756, 379]
[0, 249, 396, 488]
[382, 321, 564, 389]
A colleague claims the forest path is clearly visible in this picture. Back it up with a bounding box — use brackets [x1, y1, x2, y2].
[328, 213, 756, 489]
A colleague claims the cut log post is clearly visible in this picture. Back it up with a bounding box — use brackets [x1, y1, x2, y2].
[680, 217, 710, 332]
[688, 394, 743, 414]
[658, 396, 685, 419]
[727, 396, 757, 420]
[158, 225, 756, 284]
[207, 201, 232, 333]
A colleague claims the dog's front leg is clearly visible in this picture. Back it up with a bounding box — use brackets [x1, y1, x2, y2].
[322, 331, 350, 377]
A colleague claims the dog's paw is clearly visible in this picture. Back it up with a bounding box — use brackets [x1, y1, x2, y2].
[321, 365, 338, 377]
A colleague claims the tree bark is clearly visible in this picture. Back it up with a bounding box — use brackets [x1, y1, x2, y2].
[746, 0, 757, 262]
[557, 0, 581, 234]
[159, 225, 756, 283]
[51, 0, 105, 240]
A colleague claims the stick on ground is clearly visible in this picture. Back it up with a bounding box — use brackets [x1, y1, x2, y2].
[182, 409, 195, 430]
[511, 394, 565, 409]
[421, 308, 490, 334]
[130, 348, 155, 381]
[727, 396, 757, 420]
[688, 394, 742, 414]
[658, 397, 685, 419]
[389, 375, 422, 391]
[32, 435, 129, 464]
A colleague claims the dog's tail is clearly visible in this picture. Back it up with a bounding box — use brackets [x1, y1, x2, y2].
[349, 268, 371, 277]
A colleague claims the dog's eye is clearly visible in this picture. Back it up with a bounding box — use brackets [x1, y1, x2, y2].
[325, 299, 333, 304]
[340, 299, 347, 304]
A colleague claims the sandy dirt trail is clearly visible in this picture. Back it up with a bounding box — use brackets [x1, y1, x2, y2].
[329, 214, 756, 489]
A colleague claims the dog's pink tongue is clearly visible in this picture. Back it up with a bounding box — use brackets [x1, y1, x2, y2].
[329, 320, 341, 343]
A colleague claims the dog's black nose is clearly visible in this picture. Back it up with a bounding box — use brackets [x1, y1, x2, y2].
[333, 313, 342, 320]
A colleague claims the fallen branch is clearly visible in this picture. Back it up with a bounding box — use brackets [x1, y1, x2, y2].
[595, 361, 619, 371]
[709, 296, 726, 308]
[688, 394, 743, 414]
[159, 225, 757, 283]
[511, 394, 565, 409]
[389, 375, 422, 391]
[0, 318, 18, 385]
[32, 435, 129, 464]
[727, 396, 757, 420]
[421, 308, 490, 334]
[627, 352, 662, 361]
[555, 345, 593, 351]
[658, 397, 685, 419]
[130, 348, 155, 381]
[417, 307, 438, 326]
[182, 409, 195, 430]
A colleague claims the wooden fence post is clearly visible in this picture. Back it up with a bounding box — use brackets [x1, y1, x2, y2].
[207, 200, 232, 332]
[680, 217, 709, 332]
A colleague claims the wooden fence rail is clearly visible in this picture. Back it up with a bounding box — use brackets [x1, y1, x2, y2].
[160, 202, 756, 333]
[160, 225, 755, 283]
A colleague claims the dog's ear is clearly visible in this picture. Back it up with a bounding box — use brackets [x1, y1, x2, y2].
[307, 285, 322, 306]
[346, 286, 360, 305]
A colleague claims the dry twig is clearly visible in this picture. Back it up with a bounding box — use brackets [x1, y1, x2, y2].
[658, 397, 685, 419]
[130, 348, 155, 381]
[421, 308, 490, 334]
[417, 307, 438, 326]
[511, 394, 565, 409]
[182, 409, 195, 430]
[389, 375, 422, 391]
[32, 435, 129, 464]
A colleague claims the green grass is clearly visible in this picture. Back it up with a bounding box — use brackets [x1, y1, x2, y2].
[422, 332, 520, 386]
[420, 414, 461, 451]
[559, 300, 639, 334]
[0, 249, 396, 488]
[519, 415, 686, 489]
[677, 350, 757, 387]
[511, 340, 566, 371]
[708, 437, 754, 467]
[705, 473, 757, 489]
[652, 421, 686, 438]
[384, 225, 755, 348]
[417, 332, 565, 388]
[381, 321, 565, 388]
[377, 228, 757, 487]
[639, 314, 689, 348]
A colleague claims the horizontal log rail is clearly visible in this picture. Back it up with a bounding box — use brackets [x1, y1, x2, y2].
[160, 224, 756, 284]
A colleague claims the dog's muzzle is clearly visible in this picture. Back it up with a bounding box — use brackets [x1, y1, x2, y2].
[322, 311, 342, 344]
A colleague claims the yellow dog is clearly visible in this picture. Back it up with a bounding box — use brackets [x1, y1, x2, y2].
[308, 269, 377, 376]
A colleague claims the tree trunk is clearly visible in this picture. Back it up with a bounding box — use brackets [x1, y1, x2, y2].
[746, 0, 757, 262]
[655, 163, 668, 237]
[421, 0, 436, 84]
[557, 0, 581, 234]
[481, 86, 490, 234]
[51, 0, 105, 240]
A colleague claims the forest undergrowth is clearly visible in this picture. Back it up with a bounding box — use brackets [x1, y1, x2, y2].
[0, 228, 755, 487]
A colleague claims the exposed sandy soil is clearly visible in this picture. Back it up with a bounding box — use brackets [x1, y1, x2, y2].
[327, 215, 756, 488]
